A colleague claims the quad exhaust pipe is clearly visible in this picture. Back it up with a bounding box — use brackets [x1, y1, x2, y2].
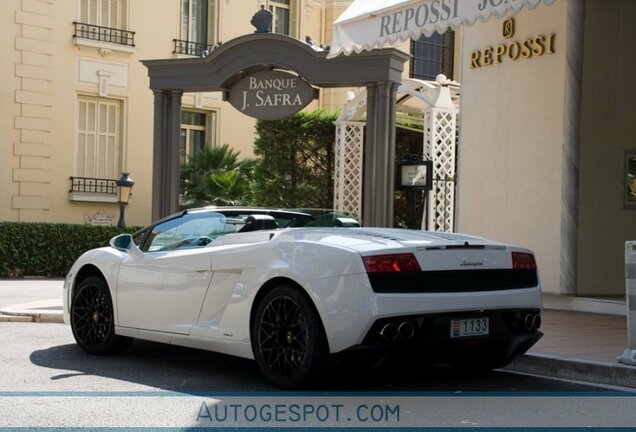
[379, 321, 415, 341]
[523, 313, 541, 330]
[398, 321, 415, 339]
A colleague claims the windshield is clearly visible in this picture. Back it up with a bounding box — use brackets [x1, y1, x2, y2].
[143, 212, 237, 252]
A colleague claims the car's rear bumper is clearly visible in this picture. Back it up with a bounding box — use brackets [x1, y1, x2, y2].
[333, 308, 543, 366]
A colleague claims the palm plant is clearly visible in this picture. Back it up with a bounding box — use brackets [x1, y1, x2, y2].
[180, 144, 256, 209]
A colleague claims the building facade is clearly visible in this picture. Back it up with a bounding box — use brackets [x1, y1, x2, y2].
[0, 0, 353, 228]
[457, 0, 636, 297]
[8, 0, 628, 301]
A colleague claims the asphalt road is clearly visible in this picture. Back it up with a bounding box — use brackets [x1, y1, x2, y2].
[2, 322, 636, 428]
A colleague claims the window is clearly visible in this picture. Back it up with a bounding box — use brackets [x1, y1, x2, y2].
[75, 0, 135, 48]
[180, 110, 217, 164]
[410, 31, 455, 81]
[76, 97, 121, 180]
[269, 0, 289, 35]
[265, 0, 297, 37]
[80, 0, 123, 28]
[176, 0, 218, 55]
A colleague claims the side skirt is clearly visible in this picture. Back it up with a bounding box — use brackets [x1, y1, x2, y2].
[115, 326, 255, 360]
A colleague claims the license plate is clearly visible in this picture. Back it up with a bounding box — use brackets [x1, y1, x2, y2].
[450, 317, 489, 338]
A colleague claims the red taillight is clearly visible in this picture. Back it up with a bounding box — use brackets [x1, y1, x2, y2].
[363, 253, 421, 273]
[512, 252, 536, 270]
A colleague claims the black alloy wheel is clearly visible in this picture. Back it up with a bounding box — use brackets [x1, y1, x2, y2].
[71, 276, 132, 355]
[252, 285, 329, 388]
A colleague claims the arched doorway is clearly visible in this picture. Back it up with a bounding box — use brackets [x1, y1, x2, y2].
[142, 32, 409, 227]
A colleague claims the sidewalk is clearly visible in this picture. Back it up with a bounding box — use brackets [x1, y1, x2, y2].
[1, 279, 635, 389]
[504, 309, 636, 389]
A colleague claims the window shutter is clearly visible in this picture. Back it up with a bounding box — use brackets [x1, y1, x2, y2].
[80, 0, 88, 23]
[180, 0, 190, 41]
[77, 99, 98, 178]
[290, 0, 298, 39]
[97, 101, 108, 178]
[77, 100, 88, 177]
[77, 97, 119, 179]
[106, 103, 118, 179]
[208, 0, 217, 44]
[109, 0, 120, 29]
[89, 0, 98, 25]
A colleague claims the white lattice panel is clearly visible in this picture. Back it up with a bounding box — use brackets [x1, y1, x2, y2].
[334, 121, 364, 219]
[424, 109, 457, 232]
[335, 79, 459, 230]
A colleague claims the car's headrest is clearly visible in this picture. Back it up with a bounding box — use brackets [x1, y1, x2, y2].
[239, 215, 279, 232]
[333, 217, 361, 227]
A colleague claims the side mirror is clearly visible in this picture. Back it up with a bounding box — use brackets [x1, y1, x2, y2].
[110, 234, 133, 251]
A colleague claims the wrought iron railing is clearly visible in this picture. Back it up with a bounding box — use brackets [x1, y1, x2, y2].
[173, 39, 214, 57]
[69, 177, 118, 195]
[73, 22, 135, 47]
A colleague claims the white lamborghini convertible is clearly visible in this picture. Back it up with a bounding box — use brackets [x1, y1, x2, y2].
[63, 207, 542, 388]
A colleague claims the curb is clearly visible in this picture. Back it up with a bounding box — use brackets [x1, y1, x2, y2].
[0, 311, 63, 323]
[504, 352, 636, 389]
[0, 313, 37, 323]
[0, 300, 64, 323]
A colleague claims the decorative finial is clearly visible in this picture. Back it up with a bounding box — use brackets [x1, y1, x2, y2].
[251, 5, 272, 33]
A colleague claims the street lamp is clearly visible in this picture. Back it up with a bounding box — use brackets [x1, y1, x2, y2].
[116, 172, 134, 228]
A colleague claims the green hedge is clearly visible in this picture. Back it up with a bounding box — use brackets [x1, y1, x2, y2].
[0, 222, 141, 278]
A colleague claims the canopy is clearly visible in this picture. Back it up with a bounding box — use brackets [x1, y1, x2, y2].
[328, 0, 556, 58]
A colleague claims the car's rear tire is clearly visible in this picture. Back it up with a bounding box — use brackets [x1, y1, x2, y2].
[251, 285, 329, 388]
[70, 276, 132, 355]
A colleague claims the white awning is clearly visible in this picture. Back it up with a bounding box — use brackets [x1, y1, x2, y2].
[328, 0, 556, 58]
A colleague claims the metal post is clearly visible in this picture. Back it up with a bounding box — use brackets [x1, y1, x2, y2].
[117, 202, 126, 228]
[619, 241, 636, 365]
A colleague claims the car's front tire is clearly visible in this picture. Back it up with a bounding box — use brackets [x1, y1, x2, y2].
[70, 276, 132, 355]
[251, 285, 329, 388]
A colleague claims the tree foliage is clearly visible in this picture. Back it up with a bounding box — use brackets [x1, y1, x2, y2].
[253, 110, 337, 208]
[180, 144, 256, 209]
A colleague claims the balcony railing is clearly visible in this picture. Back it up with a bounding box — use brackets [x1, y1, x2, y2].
[69, 177, 118, 195]
[173, 39, 215, 57]
[73, 22, 135, 47]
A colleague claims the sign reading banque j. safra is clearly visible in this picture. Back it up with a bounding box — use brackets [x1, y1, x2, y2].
[228, 70, 315, 120]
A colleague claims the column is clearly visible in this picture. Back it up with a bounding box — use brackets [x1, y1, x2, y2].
[151, 90, 165, 222]
[166, 90, 183, 217]
[363, 81, 398, 227]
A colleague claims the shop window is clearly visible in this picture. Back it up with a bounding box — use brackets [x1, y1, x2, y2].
[410, 31, 455, 81]
[625, 152, 636, 207]
[180, 110, 218, 165]
[76, 97, 121, 181]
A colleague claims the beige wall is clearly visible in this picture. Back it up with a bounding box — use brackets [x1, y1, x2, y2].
[457, 1, 568, 294]
[577, 0, 636, 295]
[0, 1, 21, 223]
